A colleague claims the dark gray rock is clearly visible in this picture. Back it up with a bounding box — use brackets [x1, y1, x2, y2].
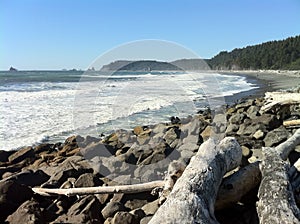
[263, 126, 290, 147]
[2, 169, 49, 187]
[177, 142, 199, 152]
[54, 195, 102, 223]
[42, 156, 93, 188]
[111, 211, 138, 224]
[74, 173, 103, 187]
[235, 99, 253, 110]
[237, 123, 265, 136]
[0, 150, 14, 163]
[102, 201, 127, 219]
[229, 113, 246, 125]
[33, 143, 54, 154]
[0, 180, 33, 222]
[8, 146, 35, 164]
[125, 199, 148, 210]
[81, 142, 115, 160]
[252, 114, 281, 130]
[6, 199, 53, 224]
[225, 124, 239, 135]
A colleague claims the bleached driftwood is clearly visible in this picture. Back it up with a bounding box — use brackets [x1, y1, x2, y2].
[276, 128, 300, 160]
[149, 137, 242, 224]
[32, 180, 165, 197]
[261, 92, 300, 113]
[215, 162, 261, 210]
[257, 147, 300, 223]
[283, 120, 300, 128]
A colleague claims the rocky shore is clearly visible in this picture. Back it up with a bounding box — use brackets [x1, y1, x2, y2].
[0, 84, 300, 223]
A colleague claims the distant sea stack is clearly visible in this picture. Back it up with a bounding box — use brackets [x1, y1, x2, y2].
[9, 66, 18, 72]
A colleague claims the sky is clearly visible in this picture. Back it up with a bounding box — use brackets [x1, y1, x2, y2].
[1, 0, 300, 70]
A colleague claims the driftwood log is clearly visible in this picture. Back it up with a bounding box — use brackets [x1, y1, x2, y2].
[260, 92, 300, 113]
[149, 137, 242, 224]
[257, 146, 300, 223]
[31, 128, 300, 223]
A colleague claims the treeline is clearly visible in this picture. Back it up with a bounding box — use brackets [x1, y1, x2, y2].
[207, 35, 300, 70]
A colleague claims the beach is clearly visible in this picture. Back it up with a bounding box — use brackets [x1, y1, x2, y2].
[222, 70, 300, 104]
[0, 70, 299, 223]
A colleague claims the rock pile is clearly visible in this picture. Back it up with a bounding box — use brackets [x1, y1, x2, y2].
[0, 93, 299, 223]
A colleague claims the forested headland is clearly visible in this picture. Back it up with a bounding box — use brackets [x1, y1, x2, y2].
[207, 35, 300, 70]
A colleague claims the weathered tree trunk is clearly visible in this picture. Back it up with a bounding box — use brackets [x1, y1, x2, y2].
[149, 137, 242, 224]
[256, 147, 300, 223]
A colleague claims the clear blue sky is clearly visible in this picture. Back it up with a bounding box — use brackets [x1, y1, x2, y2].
[1, 0, 300, 70]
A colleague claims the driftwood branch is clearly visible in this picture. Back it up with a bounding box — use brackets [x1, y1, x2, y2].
[257, 147, 300, 223]
[276, 128, 300, 160]
[32, 180, 165, 197]
[149, 137, 242, 224]
[284, 120, 300, 128]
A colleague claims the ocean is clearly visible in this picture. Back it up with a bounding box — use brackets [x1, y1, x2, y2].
[0, 70, 257, 151]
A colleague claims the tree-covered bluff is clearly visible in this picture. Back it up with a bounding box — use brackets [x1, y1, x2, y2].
[207, 35, 300, 70]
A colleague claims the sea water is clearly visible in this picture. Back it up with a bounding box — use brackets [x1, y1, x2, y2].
[0, 70, 257, 150]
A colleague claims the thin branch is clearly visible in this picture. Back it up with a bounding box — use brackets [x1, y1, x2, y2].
[32, 180, 165, 197]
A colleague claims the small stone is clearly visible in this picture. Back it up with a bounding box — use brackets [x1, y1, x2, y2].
[253, 130, 264, 140]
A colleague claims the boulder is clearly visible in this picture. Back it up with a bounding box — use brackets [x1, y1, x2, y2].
[80, 142, 116, 159]
[0, 150, 14, 163]
[237, 123, 265, 136]
[163, 127, 180, 146]
[252, 114, 281, 130]
[42, 156, 93, 188]
[140, 216, 153, 224]
[33, 143, 54, 154]
[141, 199, 160, 216]
[111, 211, 138, 224]
[102, 201, 127, 219]
[229, 113, 246, 125]
[235, 99, 253, 110]
[225, 124, 239, 135]
[263, 126, 290, 147]
[8, 147, 35, 164]
[125, 199, 148, 210]
[2, 169, 49, 187]
[0, 180, 33, 222]
[6, 199, 54, 224]
[54, 195, 102, 223]
[74, 173, 103, 187]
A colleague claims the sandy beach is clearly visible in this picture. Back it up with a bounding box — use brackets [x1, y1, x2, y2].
[224, 70, 300, 90]
[219, 70, 300, 105]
